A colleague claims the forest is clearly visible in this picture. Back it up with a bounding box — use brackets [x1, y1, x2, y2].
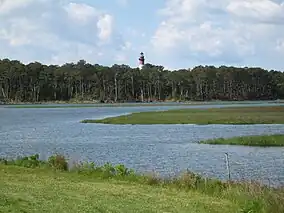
[0, 58, 284, 103]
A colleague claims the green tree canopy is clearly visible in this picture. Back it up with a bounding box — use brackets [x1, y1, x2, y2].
[0, 58, 283, 103]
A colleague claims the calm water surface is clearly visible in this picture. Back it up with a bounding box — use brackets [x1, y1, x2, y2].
[1, 103, 284, 186]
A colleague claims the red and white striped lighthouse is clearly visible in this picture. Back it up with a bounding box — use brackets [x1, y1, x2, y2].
[138, 52, 145, 70]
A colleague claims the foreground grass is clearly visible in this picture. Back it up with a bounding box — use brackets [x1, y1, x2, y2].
[0, 166, 236, 213]
[0, 154, 284, 213]
[199, 134, 284, 147]
[81, 105, 284, 125]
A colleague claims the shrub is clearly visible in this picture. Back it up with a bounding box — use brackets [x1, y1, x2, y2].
[48, 154, 68, 171]
[12, 154, 42, 168]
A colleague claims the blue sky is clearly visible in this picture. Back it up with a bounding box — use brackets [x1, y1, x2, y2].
[0, 0, 284, 71]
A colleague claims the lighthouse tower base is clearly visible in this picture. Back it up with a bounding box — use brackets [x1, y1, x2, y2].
[138, 64, 144, 70]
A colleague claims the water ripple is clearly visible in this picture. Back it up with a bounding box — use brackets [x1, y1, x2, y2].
[0, 103, 284, 186]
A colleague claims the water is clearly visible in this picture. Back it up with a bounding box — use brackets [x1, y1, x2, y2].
[1, 102, 284, 186]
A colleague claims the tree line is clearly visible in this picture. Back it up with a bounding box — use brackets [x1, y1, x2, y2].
[0, 58, 284, 103]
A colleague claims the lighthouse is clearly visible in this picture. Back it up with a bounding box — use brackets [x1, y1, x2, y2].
[138, 52, 145, 70]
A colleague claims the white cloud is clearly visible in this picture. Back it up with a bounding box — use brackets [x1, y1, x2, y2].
[0, 0, 34, 15]
[0, 0, 123, 65]
[97, 14, 113, 42]
[1, 0, 283, 70]
[227, 0, 284, 24]
[151, 0, 284, 70]
[64, 2, 100, 24]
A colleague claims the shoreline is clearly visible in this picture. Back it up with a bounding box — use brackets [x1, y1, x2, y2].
[1, 153, 284, 212]
[2, 99, 284, 105]
[1, 153, 282, 188]
[3, 100, 284, 109]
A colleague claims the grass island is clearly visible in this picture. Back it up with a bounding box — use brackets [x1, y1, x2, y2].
[81, 105, 284, 125]
[199, 134, 284, 147]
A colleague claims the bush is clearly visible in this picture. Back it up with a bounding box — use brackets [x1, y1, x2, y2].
[48, 154, 68, 171]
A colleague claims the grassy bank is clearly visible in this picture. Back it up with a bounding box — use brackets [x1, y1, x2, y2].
[0, 154, 284, 213]
[199, 134, 284, 146]
[82, 105, 284, 125]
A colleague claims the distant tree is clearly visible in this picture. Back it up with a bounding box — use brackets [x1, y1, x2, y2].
[0, 58, 283, 103]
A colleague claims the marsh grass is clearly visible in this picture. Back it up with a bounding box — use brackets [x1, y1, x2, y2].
[0, 154, 284, 213]
[81, 105, 284, 125]
[199, 134, 284, 146]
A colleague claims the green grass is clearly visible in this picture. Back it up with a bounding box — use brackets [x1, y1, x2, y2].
[0, 166, 236, 213]
[81, 105, 284, 125]
[0, 154, 284, 213]
[199, 134, 284, 146]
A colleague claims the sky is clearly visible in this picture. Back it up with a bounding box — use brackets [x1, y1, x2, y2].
[0, 0, 284, 71]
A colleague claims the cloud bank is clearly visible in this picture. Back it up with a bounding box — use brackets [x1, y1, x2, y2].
[151, 0, 284, 70]
[0, 0, 284, 70]
[0, 0, 126, 65]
